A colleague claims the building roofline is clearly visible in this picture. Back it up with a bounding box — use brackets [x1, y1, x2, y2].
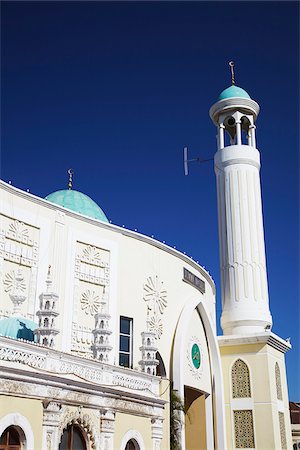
[0, 180, 215, 294]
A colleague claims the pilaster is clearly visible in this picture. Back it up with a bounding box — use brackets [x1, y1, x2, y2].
[100, 410, 115, 450]
[151, 417, 164, 450]
[42, 401, 62, 450]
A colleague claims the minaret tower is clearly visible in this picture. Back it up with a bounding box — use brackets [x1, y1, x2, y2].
[210, 63, 272, 335]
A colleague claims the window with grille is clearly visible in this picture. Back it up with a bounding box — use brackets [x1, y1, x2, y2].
[119, 316, 133, 368]
[232, 359, 251, 398]
[279, 412, 287, 449]
[275, 362, 283, 400]
[234, 410, 255, 448]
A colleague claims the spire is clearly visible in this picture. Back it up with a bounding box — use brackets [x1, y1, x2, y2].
[46, 265, 52, 292]
[67, 168, 73, 190]
[229, 61, 235, 85]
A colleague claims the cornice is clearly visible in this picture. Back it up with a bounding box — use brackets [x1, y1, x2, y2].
[217, 331, 291, 354]
[0, 180, 215, 294]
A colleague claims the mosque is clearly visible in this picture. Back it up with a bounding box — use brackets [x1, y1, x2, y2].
[0, 77, 293, 450]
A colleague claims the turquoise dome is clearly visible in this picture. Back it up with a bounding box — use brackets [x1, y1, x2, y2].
[45, 189, 109, 222]
[218, 85, 251, 101]
[0, 317, 38, 341]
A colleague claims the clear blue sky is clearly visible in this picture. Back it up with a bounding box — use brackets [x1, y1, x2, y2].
[1, 1, 299, 399]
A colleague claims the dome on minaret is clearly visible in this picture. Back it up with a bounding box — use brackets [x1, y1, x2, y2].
[218, 85, 251, 100]
[45, 189, 109, 222]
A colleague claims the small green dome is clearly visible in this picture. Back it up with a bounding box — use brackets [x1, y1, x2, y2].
[218, 85, 251, 101]
[0, 317, 38, 341]
[45, 189, 109, 222]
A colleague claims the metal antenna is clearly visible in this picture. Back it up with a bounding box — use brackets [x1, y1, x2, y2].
[183, 147, 213, 176]
[229, 61, 235, 85]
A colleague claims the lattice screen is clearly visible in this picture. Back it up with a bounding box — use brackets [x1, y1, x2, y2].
[234, 410, 255, 448]
[279, 412, 287, 449]
[275, 362, 283, 400]
[232, 359, 251, 398]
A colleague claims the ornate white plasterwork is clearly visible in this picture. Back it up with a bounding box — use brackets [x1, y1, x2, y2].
[112, 373, 152, 392]
[81, 289, 101, 315]
[1, 216, 39, 319]
[0, 346, 46, 369]
[59, 406, 100, 450]
[4, 269, 26, 293]
[144, 276, 167, 314]
[143, 276, 167, 339]
[8, 220, 30, 243]
[148, 316, 163, 339]
[186, 335, 204, 381]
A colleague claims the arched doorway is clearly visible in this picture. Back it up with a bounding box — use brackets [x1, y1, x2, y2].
[0, 426, 22, 450]
[125, 439, 140, 450]
[59, 425, 87, 450]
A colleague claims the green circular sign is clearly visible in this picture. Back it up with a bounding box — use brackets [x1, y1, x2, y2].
[191, 343, 201, 369]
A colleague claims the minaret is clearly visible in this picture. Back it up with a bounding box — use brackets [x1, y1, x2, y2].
[210, 63, 272, 335]
[34, 266, 59, 347]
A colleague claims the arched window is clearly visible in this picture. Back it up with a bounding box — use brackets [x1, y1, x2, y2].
[43, 318, 49, 328]
[232, 359, 251, 398]
[0, 426, 21, 450]
[125, 439, 140, 450]
[275, 362, 283, 400]
[59, 425, 87, 450]
[45, 301, 50, 310]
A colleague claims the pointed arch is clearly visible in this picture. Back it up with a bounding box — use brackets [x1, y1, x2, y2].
[231, 359, 251, 398]
[172, 295, 226, 450]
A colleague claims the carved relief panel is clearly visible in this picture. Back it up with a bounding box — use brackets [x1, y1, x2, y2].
[0, 215, 39, 320]
[71, 242, 110, 357]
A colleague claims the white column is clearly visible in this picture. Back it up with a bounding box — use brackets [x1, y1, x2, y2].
[215, 144, 272, 335]
[249, 125, 256, 148]
[218, 124, 225, 149]
[236, 121, 242, 145]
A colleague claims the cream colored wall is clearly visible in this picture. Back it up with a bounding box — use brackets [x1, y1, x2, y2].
[0, 396, 43, 449]
[185, 393, 206, 450]
[114, 412, 152, 449]
[220, 342, 292, 450]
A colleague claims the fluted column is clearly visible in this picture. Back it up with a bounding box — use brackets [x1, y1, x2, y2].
[215, 144, 272, 335]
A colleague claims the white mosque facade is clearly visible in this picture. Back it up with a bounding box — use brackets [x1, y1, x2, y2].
[0, 84, 293, 450]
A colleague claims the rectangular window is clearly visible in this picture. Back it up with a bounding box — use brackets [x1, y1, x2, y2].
[119, 316, 133, 368]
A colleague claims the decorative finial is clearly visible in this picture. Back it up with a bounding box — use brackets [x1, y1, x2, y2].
[46, 265, 52, 292]
[67, 168, 73, 190]
[229, 61, 235, 85]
